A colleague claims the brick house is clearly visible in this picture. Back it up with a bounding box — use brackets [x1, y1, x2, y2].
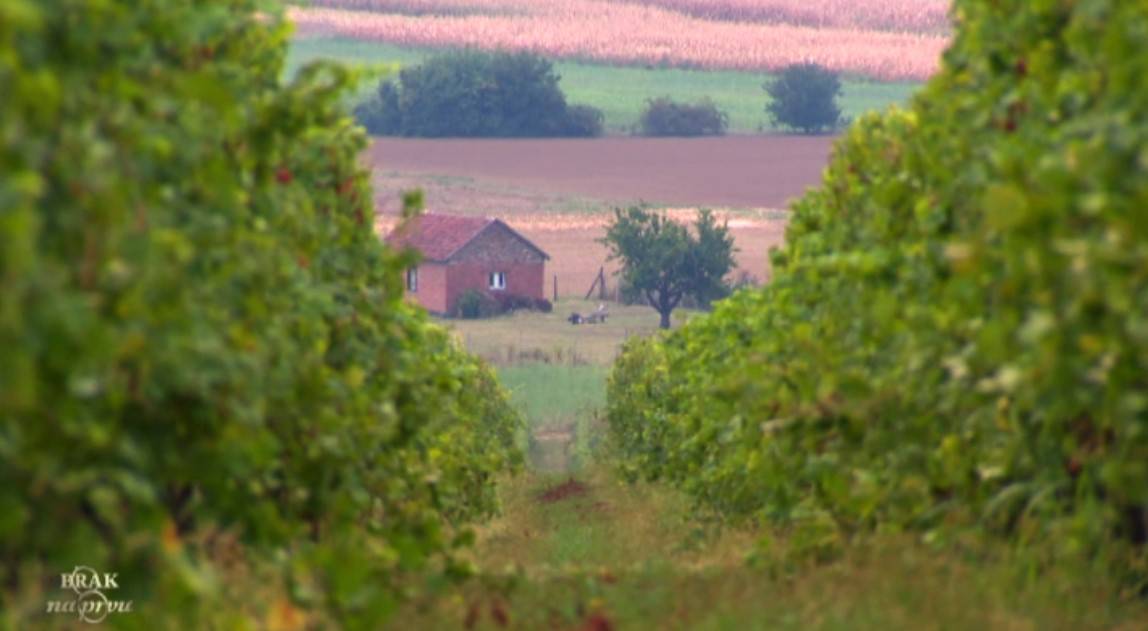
[384, 214, 550, 315]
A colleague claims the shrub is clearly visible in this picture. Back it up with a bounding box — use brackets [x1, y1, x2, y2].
[610, 0, 1148, 579]
[486, 293, 554, 315]
[455, 289, 500, 319]
[1, 1, 522, 626]
[638, 97, 728, 136]
[493, 293, 532, 313]
[563, 104, 606, 137]
[764, 63, 843, 134]
[353, 80, 402, 135]
[355, 51, 604, 138]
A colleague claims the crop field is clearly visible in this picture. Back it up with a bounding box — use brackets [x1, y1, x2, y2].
[289, 0, 950, 81]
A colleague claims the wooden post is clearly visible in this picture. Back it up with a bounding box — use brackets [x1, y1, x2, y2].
[585, 266, 607, 301]
[553, 274, 558, 302]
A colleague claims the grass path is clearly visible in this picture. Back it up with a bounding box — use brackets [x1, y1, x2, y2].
[412, 316, 1148, 629]
[396, 464, 1147, 630]
[388, 360, 1148, 630]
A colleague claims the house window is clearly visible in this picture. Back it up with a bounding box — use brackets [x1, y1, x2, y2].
[406, 267, 418, 292]
[488, 271, 507, 290]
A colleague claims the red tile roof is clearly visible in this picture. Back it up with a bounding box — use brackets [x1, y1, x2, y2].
[386, 213, 550, 262]
[384, 214, 497, 261]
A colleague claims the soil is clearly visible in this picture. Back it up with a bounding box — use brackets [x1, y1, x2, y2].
[537, 478, 590, 503]
[368, 135, 835, 209]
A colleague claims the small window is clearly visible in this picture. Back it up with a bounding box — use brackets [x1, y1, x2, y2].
[488, 271, 506, 290]
[406, 267, 418, 292]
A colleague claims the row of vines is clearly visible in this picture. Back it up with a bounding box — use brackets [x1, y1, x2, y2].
[608, 0, 1148, 580]
[1, 1, 521, 628]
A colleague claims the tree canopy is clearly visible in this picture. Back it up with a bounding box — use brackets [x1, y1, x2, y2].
[355, 50, 604, 138]
[764, 63, 843, 134]
[601, 208, 735, 329]
[638, 97, 728, 137]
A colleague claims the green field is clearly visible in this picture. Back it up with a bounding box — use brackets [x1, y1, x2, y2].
[499, 364, 606, 428]
[287, 37, 922, 134]
[498, 364, 607, 470]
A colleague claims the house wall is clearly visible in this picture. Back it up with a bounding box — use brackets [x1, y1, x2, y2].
[446, 262, 545, 312]
[405, 262, 449, 314]
[444, 223, 547, 313]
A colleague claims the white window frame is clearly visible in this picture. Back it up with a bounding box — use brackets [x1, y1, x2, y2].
[406, 267, 418, 293]
[488, 271, 507, 291]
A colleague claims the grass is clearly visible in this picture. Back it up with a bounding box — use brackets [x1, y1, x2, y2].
[287, 37, 922, 134]
[498, 364, 608, 470]
[392, 467, 1148, 630]
[406, 302, 1148, 629]
[498, 364, 606, 429]
[443, 299, 682, 367]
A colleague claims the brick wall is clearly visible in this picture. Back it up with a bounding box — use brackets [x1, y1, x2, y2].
[446, 262, 544, 313]
[452, 223, 545, 266]
[402, 222, 548, 315]
[404, 262, 449, 314]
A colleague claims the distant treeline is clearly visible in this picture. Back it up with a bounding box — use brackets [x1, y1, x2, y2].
[355, 50, 851, 138]
[355, 51, 605, 138]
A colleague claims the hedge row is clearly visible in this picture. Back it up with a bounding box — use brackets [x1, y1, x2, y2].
[1, 1, 521, 627]
[607, 0, 1148, 577]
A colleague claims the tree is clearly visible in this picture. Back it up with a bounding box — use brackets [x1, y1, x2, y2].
[764, 63, 843, 134]
[355, 50, 603, 137]
[601, 207, 736, 329]
[353, 80, 402, 135]
[638, 97, 728, 137]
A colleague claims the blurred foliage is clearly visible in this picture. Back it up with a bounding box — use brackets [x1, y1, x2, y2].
[638, 96, 728, 137]
[0, 0, 522, 627]
[355, 50, 604, 137]
[764, 63, 843, 134]
[609, 0, 1148, 581]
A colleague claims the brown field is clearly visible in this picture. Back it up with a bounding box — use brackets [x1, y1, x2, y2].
[368, 135, 834, 294]
[369, 136, 834, 208]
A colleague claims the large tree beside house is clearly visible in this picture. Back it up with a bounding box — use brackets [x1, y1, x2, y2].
[601, 207, 735, 329]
